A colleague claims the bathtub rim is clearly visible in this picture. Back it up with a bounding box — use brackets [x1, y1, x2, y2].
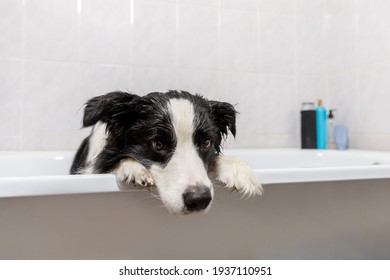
[256, 165, 390, 184]
[225, 148, 390, 184]
[1, 148, 390, 198]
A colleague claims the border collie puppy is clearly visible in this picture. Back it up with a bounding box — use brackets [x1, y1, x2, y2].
[70, 90, 263, 214]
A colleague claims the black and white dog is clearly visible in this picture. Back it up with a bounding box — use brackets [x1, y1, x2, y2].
[71, 90, 263, 214]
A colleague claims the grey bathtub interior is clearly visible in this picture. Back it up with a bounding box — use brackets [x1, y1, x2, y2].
[1, 179, 389, 260]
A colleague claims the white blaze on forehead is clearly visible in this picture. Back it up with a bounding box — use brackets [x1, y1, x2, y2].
[169, 98, 195, 142]
[167, 98, 209, 186]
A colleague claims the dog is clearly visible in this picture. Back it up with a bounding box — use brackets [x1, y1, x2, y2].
[70, 90, 263, 214]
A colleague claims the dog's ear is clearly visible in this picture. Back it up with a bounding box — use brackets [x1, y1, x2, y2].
[209, 100, 237, 139]
[83, 91, 138, 127]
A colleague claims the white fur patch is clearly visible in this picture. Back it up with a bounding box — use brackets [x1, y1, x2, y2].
[84, 121, 108, 174]
[149, 98, 213, 214]
[209, 156, 263, 197]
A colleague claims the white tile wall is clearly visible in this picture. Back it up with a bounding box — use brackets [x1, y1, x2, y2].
[220, 8, 258, 71]
[0, 59, 22, 149]
[80, 64, 131, 99]
[131, 66, 177, 95]
[80, 0, 132, 64]
[222, 0, 258, 12]
[359, 62, 390, 135]
[0, 0, 23, 59]
[259, 0, 295, 15]
[259, 12, 295, 74]
[178, 2, 219, 69]
[132, 0, 177, 67]
[326, 0, 357, 73]
[356, 0, 390, 66]
[296, 0, 328, 75]
[258, 74, 297, 135]
[0, 0, 390, 150]
[177, 69, 219, 98]
[325, 0, 390, 150]
[22, 61, 82, 149]
[25, 0, 79, 61]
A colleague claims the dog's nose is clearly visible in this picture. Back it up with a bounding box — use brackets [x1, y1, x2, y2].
[183, 187, 212, 212]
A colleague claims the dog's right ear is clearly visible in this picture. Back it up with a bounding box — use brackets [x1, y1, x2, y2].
[83, 91, 138, 127]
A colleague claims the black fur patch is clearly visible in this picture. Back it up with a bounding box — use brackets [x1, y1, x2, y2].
[70, 136, 90, 174]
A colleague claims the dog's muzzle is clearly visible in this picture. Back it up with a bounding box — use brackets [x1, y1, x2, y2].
[183, 186, 212, 212]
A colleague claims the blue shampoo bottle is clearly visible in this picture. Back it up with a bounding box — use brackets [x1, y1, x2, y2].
[316, 99, 327, 149]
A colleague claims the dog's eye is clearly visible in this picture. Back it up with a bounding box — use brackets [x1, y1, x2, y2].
[151, 140, 165, 152]
[200, 139, 212, 150]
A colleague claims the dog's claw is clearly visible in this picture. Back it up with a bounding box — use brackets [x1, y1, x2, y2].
[145, 177, 155, 186]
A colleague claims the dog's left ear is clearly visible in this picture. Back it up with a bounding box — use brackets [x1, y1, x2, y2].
[209, 100, 237, 140]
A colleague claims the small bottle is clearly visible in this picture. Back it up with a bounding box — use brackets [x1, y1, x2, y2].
[316, 99, 327, 149]
[300, 102, 317, 149]
[327, 109, 336, 149]
[334, 124, 349, 150]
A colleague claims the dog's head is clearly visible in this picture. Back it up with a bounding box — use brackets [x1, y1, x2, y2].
[83, 90, 237, 214]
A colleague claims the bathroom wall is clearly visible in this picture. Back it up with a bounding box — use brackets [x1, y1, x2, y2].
[0, 0, 389, 150]
[326, 0, 390, 150]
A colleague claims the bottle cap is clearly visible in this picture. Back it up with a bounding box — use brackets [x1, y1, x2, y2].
[318, 99, 323, 106]
[328, 109, 336, 119]
[301, 102, 315, 111]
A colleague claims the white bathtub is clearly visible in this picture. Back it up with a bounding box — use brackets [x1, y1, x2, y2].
[1, 149, 390, 259]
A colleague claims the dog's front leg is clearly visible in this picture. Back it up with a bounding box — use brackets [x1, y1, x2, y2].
[209, 156, 263, 197]
[114, 158, 155, 188]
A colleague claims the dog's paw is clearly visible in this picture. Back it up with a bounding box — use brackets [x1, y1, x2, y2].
[114, 158, 155, 187]
[210, 156, 263, 197]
